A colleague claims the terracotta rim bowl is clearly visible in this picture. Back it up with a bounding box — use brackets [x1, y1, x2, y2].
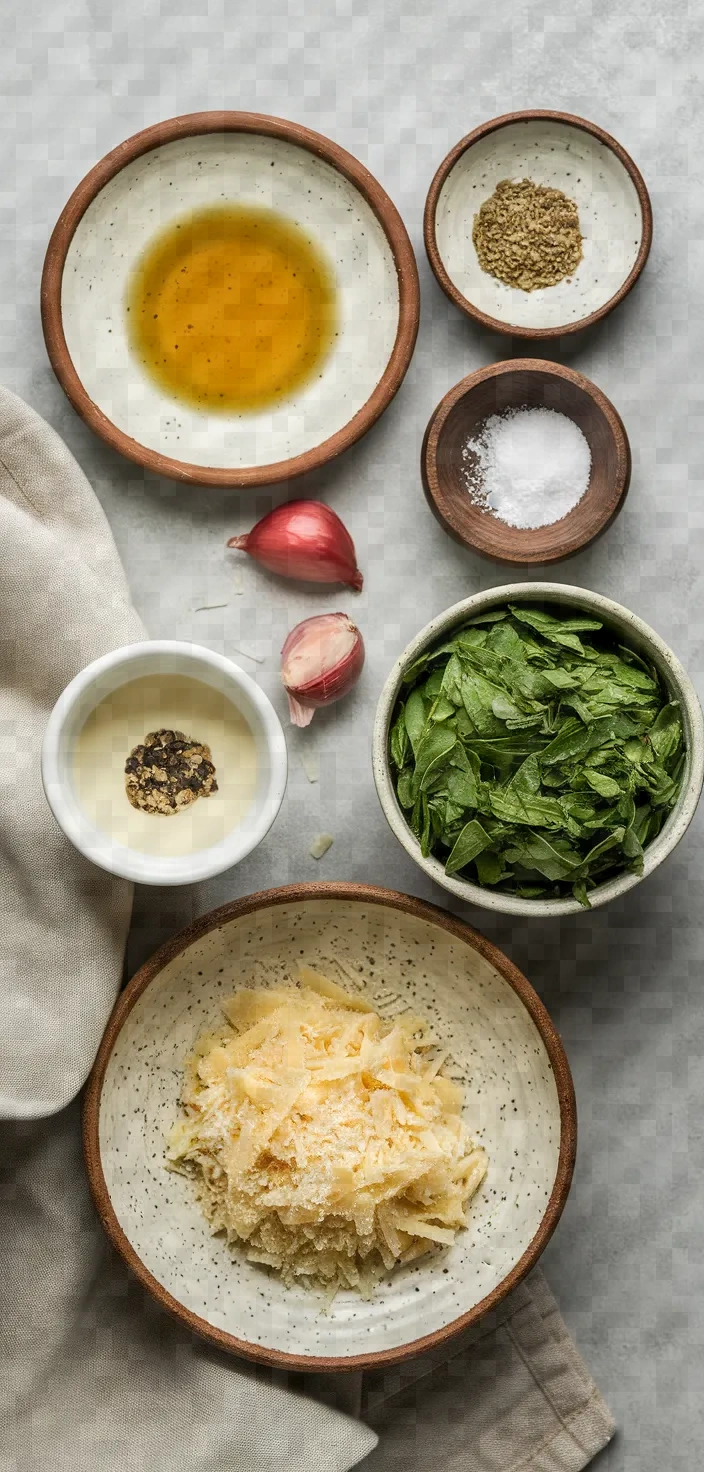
[83, 882, 577, 1372]
[421, 359, 631, 565]
[42, 112, 420, 487]
[373, 585, 704, 917]
[424, 110, 652, 339]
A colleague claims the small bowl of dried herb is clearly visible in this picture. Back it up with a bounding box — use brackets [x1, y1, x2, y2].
[425, 110, 652, 338]
[372, 586, 704, 916]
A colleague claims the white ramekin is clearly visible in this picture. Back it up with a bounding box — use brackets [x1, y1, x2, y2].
[41, 641, 288, 886]
[373, 584, 704, 917]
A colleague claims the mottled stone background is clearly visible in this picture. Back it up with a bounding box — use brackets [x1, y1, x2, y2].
[3, 2, 703, 1466]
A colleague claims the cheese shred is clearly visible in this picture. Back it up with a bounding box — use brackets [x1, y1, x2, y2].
[166, 967, 488, 1294]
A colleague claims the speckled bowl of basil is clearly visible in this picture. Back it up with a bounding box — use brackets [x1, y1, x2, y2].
[373, 584, 704, 917]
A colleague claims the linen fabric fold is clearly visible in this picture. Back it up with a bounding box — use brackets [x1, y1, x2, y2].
[0, 1101, 614, 1472]
[0, 1102, 377, 1472]
[0, 387, 144, 1118]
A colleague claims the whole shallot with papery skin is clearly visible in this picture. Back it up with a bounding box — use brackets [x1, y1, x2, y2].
[227, 501, 363, 590]
[281, 613, 365, 726]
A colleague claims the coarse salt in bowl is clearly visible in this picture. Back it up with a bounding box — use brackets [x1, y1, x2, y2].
[421, 360, 632, 566]
[462, 406, 592, 530]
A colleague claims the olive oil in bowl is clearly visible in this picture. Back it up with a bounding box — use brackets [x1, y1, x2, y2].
[126, 204, 337, 413]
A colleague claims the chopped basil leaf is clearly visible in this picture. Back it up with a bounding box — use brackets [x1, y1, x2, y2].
[388, 604, 685, 906]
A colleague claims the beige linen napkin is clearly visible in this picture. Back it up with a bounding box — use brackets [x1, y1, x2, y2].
[0, 386, 144, 1119]
[0, 388, 615, 1471]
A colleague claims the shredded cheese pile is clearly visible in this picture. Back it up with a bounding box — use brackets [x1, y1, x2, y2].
[166, 968, 488, 1293]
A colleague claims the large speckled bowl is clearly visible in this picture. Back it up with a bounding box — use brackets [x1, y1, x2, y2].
[425, 111, 652, 338]
[83, 883, 576, 1372]
[373, 585, 704, 918]
[42, 112, 419, 486]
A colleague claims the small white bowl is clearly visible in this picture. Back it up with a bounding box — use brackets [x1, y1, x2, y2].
[41, 641, 287, 886]
[373, 584, 704, 918]
[425, 110, 652, 338]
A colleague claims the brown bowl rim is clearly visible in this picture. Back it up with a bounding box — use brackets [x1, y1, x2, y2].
[82, 880, 577, 1374]
[41, 111, 420, 487]
[421, 357, 632, 565]
[424, 108, 653, 339]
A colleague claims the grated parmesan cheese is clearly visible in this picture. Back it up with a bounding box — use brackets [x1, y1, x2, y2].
[166, 967, 488, 1294]
[309, 832, 333, 859]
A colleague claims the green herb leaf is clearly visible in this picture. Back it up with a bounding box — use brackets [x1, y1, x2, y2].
[404, 687, 428, 755]
[648, 702, 683, 766]
[445, 819, 492, 874]
[505, 833, 581, 880]
[540, 719, 593, 766]
[475, 851, 506, 885]
[572, 828, 626, 877]
[392, 603, 684, 901]
[390, 710, 410, 770]
[440, 653, 464, 705]
[413, 725, 457, 791]
[447, 767, 479, 808]
[510, 606, 596, 657]
[542, 668, 580, 691]
[460, 673, 507, 735]
[464, 609, 508, 625]
[420, 795, 432, 857]
[429, 695, 456, 723]
[396, 770, 415, 809]
[583, 769, 622, 799]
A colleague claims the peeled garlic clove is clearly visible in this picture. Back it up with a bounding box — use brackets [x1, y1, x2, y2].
[281, 613, 365, 727]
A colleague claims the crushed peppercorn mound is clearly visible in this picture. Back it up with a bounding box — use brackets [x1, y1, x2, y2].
[125, 728, 218, 815]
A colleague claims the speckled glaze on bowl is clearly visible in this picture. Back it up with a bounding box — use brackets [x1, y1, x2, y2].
[373, 585, 704, 918]
[41, 112, 420, 486]
[83, 883, 576, 1372]
[425, 111, 652, 338]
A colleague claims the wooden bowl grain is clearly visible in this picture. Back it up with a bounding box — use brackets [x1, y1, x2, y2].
[421, 359, 631, 565]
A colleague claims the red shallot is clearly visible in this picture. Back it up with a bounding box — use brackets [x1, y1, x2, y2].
[227, 501, 363, 590]
[281, 613, 365, 726]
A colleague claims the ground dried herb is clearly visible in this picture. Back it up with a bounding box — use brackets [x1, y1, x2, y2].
[125, 729, 218, 815]
[472, 178, 583, 292]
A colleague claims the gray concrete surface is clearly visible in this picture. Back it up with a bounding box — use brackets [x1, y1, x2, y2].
[3, 1, 703, 1465]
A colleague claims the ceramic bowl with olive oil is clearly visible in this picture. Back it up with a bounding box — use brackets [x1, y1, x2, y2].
[41, 112, 420, 486]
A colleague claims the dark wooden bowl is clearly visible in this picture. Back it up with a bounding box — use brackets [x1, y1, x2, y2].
[421, 359, 631, 565]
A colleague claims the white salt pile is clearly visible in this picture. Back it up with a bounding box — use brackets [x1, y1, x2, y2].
[462, 407, 592, 530]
